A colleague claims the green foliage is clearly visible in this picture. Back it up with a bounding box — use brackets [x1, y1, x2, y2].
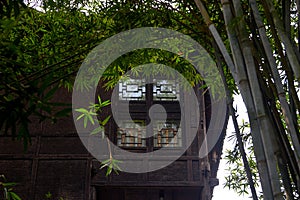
[0, 0, 26, 18]
[75, 95, 122, 175]
[0, 1, 110, 148]
[75, 95, 111, 131]
[45, 191, 52, 199]
[1, 0, 222, 150]
[44, 191, 65, 200]
[99, 48, 205, 91]
[224, 120, 262, 198]
[0, 0, 213, 147]
[75, 107, 98, 128]
[0, 175, 21, 200]
[100, 158, 123, 176]
[3, 1, 298, 198]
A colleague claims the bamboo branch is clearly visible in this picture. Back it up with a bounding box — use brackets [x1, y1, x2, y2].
[193, 0, 237, 81]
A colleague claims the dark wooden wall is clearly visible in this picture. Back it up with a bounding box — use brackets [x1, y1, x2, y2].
[0, 88, 92, 200]
[0, 87, 225, 200]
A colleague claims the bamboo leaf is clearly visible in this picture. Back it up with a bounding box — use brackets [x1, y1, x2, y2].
[76, 114, 85, 121]
[101, 116, 111, 126]
[9, 192, 21, 200]
[90, 126, 104, 135]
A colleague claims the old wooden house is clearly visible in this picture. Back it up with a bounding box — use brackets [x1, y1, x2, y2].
[0, 78, 226, 200]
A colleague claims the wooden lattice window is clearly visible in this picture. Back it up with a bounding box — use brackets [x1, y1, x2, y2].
[117, 120, 146, 147]
[115, 78, 182, 149]
[153, 121, 182, 147]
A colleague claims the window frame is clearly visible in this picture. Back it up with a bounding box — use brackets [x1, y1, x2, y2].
[111, 78, 184, 152]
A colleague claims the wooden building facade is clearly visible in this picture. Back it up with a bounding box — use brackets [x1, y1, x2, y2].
[0, 80, 226, 200]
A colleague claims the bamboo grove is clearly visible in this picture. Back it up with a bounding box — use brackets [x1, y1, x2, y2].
[194, 0, 300, 199]
[0, 0, 299, 199]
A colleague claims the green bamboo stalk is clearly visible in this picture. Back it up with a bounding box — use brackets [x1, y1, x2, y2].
[194, 0, 275, 197]
[213, 41, 259, 200]
[231, 0, 283, 199]
[220, 0, 274, 199]
[258, 3, 300, 111]
[262, 0, 300, 82]
[193, 0, 237, 81]
[249, 0, 300, 174]
[258, 76, 295, 199]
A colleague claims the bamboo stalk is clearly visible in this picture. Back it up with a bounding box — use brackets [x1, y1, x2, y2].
[258, 3, 300, 111]
[214, 41, 259, 200]
[265, 79, 300, 192]
[232, 4, 283, 200]
[282, 0, 291, 39]
[193, 0, 237, 81]
[220, 0, 274, 199]
[297, 0, 300, 51]
[258, 77, 296, 199]
[230, 0, 283, 198]
[262, 0, 300, 82]
[195, 0, 274, 198]
[249, 0, 300, 173]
